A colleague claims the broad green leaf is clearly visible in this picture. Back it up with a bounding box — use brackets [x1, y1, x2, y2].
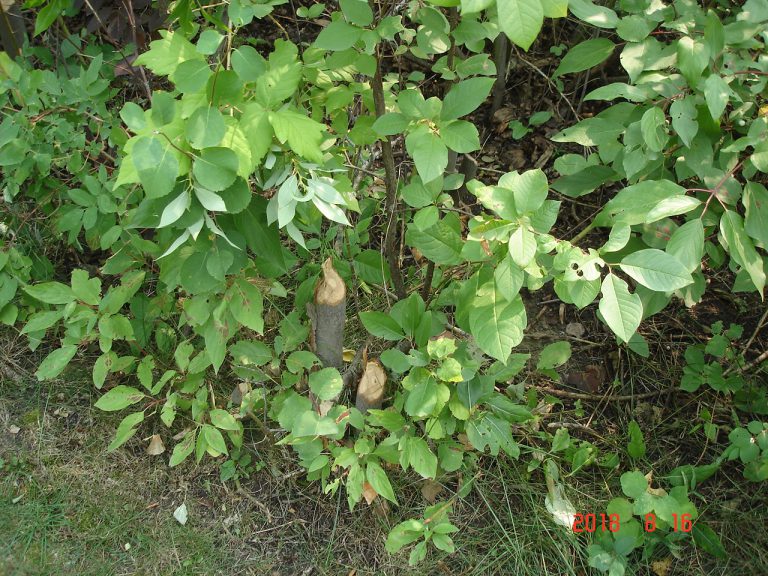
[619, 249, 693, 291]
[71, 269, 101, 305]
[508, 225, 536, 268]
[645, 196, 701, 223]
[537, 341, 571, 370]
[256, 40, 303, 106]
[239, 104, 273, 167]
[196, 30, 223, 55]
[498, 0, 544, 51]
[602, 224, 631, 253]
[340, 0, 374, 26]
[359, 311, 405, 340]
[439, 120, 480, 153]
[598, 180, 686, 226]
[620, 470, 647, 499]
[494, 255, 524, 302]
[309, 368, 344, 401]
[94, 385, 146, 412]
[202, 424, 228, 455]
[373, 112, 410, 136]
[703, 74, 731, 121]
[460, 0, 494, 13]
[21, 310, 63, 335]
[135, 30, 201, 77]
[203, 318, 228, 373]
[677, 36, 709, 88]
[568, 0, 618, 28]
[540, 0, 568, 18]
[385, 519, 424, 553]
[511, 168, 548, 214]
[584, 82, 649, 102]
[159, 191, 191, 227]
[186, 107, 225, 149]
[194, 186, 227, 212]
[405, 377, 440, 418]
[627, 420, 646, 459]
[405, 127, 448, 184]
[269, 109, 325, 164]
[469, 284, 527, 362]
[366, 461, 398, 503]
[744, 182, 768, 247]
[551, 117, 624, 147]
[35, 345, 78, 380]
[170, 430, 196, 466]
[107, 412, 145, 451]
[599, 274, 642, 343]
[670, 96, 699, 148]
[640, 107, 667, 152]
[210, 409, 240, 431]
[554, 38, 615, 77]
[133, 137, 179, 199]
[405, 214, 464, 265]
[193, 147, 239, 191]
[692, 523, 727, 559]
[408, 437, 438, 478]
[440, 77, 495, 120]
[231, 46, 266, 82]
[667, 219, 704, 274]
[315, 18, 362, 51]
[23, 281, 74, 305]
[720, 210, 766, 293]
[173, 59, 213, 93]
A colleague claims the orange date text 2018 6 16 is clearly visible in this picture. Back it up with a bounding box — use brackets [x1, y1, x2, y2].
[571, 513, 694, 533]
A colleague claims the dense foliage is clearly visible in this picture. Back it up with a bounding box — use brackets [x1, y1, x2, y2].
[1, 0, 767, 572]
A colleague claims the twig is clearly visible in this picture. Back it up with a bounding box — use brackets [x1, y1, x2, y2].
[531, 385, 677, 401]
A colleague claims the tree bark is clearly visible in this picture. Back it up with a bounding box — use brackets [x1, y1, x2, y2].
[308, 258, 346, 369]
[490, 34, 509, 119]
[0, 1, 26, 57]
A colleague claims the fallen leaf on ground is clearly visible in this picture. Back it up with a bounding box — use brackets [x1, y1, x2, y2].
[146, 434, 165, 456]
[651, 557, 672, 576]
[565, 322, 585, 338]
[173, 503, 188, 525]
[421, 479, 443, 503]
[8, 424, 20, 434]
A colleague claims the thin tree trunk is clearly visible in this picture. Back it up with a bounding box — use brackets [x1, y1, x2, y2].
[308, 258, 346, 369]
[0, 1, 26, 57]
[491, 34, 509, 119]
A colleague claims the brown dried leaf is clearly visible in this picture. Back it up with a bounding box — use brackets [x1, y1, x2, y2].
[565, 364, 606, 394]
[362, 481, 378, 505]
[420, 479, 444, 503]
[565, 322, 585, 338]
[8, 424, 20, 435]
[146, 434, 165, 456]
[355, 361, 387, 414]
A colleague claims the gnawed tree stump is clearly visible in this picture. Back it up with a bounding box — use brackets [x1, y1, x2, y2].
[308, 259, 346, 413]
[355, 360, 387, 414]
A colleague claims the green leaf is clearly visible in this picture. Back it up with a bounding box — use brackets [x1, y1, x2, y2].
[645, 195, 701, 223]
[540, 0, 568, 18]
[405, 127, 448, 184]
[640, 106, 667, 152]
[23, 281, 74, 305]
[95, 385, 146, 412]
[196, 30, 223, 55]
[315, 18, 362, 51]
[599, 273, 642, 343]
[703, 75, 731, 121]
[620, 470, 648, 499]
[498, 0, 544, 51]
[385, 519, 424, 553]
[511, 168, 549, 214]
[667, 219, 704, 274]
[537, 341, 571, 370]
[35, 345, 78, 381]
[692, 523, 727, 559]
[269, 109, 325, 164]
[107, 412, 145, 452]
[292, 411, 340, 437]
[440, 77, 495, 120]
[677, 36, 709, 88]
[554, 38, 615, 77]
[186, 107, 226, 149]
[309, 367, 344, 401]
[670, 96, 699, 148]
[366, 461, 398, 504]
[170, 430, 196, 466]
[408, 437, 438, 478]
[469, 284, 527, 362]
[239, 104, 273, 166]
[619, 249, 693, 292]
[744, 182, 768, 247]
[193, 147, 239, 192]
[210, 409, 240, 431]
[373, 112, 410, 136]
[173, 59, 213, 93]
[20, 310, 63, 335]
[405, 377, 440, 418]
[133, 137, 179, 199]
[720, 210, 766, 293]
[230, 340, 272, 366]
[340, 0, 374, 26]
[135, 30, 201, 77]
[202, 424, 228, 455]
[627, 420, 646, 459]
[359, 311, 405, 340]
[406, 214, 464, 265]
[508, 225, 536, 268]
[229, 278, 264, 332]
[439, 120, 480, 153]
[70, 269, 101, 305]
[567, 0, 618, 29]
